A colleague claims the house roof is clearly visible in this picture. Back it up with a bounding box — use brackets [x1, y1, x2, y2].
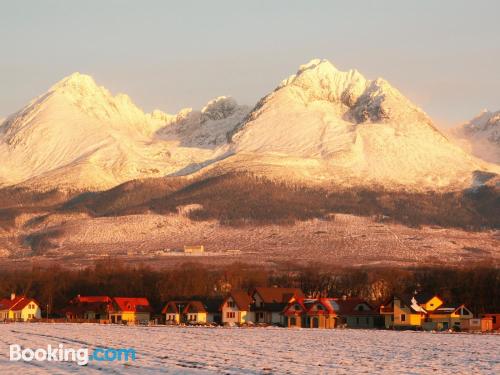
[111, 297, 151, 313]
[252, 287, 305, 304]
[0, 296, 38, 312]
[161, 301, 189, 314]
[335, 298, 376, 316]
[72, 296, 112, 304]
[226, 290, 253, 311]
[412, 292, 439, 305]
[183, 301, 207, 314]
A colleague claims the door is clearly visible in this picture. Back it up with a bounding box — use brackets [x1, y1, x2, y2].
[312, 317, 319, 328]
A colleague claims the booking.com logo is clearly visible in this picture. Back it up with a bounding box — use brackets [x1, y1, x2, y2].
[9, 344, 136, 366]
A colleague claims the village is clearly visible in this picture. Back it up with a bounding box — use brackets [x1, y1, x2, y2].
[1, 287, 498, 333]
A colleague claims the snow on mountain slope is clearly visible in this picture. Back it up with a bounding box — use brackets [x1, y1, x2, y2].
[158, 96, 250, 148]
[451, 110, 500, 164]
[0, 74, 247, 190]
[226, 59, 498, 189]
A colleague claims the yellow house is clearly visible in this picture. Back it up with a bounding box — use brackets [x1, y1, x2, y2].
[380, 293, 444, 329]
[183, 301, 207, 324]
[109, 297, 151, 324]
[162, 301, 187, 324]
[0, 293, 42, 321]
[221, 290, 254, 325]
[424, 305, 474, 331]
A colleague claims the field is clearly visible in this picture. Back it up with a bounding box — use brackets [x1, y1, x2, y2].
[0, 324, 498, 374]
[2, 212, 499, 270]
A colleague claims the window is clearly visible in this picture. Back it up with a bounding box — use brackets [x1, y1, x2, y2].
[226, 312, 235, 319]
[401, 314, 406, 322]
[356, 317, 359, 324]
[227, 301, 235, 308]
[366, 317, 369, 324]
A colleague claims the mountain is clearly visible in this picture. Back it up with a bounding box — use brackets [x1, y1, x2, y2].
[451, 110, 500, 164]
[0, 60, 498, 192]
[216, 59, 497, 190]
[0, 73, 248, 190]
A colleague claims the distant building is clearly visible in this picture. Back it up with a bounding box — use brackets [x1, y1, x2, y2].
[109, 297, 152, 324]
[283, 296, 380, 329]
[162, 299, 222, 324]
[283, 298, 338, 328]
[62, 295, 112, 321]
[221, 290, 254, 325]
[424, 304, 474, 331]
[0, 293, 42, 321]
[162, 301, 187, 324]
[480, 313, 500, 331]
[380, 293, 444, 329]
[184, 245, 204, 254]
[251, 287, 305, 325]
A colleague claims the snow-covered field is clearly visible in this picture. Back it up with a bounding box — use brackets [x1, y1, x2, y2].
[0, 324, 498, 374]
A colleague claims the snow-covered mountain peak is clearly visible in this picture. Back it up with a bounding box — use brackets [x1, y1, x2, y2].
[278, 58, 368, 108]
[51, 72, 100, 93]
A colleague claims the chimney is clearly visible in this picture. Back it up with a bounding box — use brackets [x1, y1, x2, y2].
[10, 293, 16, 301]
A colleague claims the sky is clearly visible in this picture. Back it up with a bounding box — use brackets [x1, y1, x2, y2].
[0, 0, 499, 126]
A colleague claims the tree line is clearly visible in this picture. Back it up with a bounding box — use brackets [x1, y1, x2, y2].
[0, 261, 498, 315]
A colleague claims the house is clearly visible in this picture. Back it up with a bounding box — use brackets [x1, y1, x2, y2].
[380, 293, 444, 329]
[221, 290, 254, 325]
[480, 313, 500, 331]
[251, 287, 305, 325]
[62, 295, 112, 321]
[162, 301, 188, 324]
[183, 301, 208, 324]
[109, 297, 152, 324]
[283, 296, 380, 329]
[423, 304, 474, 331]
[336, 297, 382, 328]
[0, 293, 42, 321]
[283, 298, 338, 328]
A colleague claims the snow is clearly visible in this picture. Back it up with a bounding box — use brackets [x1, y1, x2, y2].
[0, 60, 498, 191]
[451, 110, 500, 164]
[0, 324, 498, 374]
[0, 74, 248, 190]
[229, 59, 498, 190]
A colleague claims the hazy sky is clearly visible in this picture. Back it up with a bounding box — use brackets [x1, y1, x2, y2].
[1, 0, 499, 126]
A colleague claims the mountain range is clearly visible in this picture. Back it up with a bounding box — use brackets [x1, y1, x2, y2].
[0, 59, 498, 192]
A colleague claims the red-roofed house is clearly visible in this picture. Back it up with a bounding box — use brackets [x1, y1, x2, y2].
[283, 298, 338, 328]
[283, 296, 381, 329]
[109, 297, 152, 324]
[0, 293, 41, 321]
[61, 295, 113, 321]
